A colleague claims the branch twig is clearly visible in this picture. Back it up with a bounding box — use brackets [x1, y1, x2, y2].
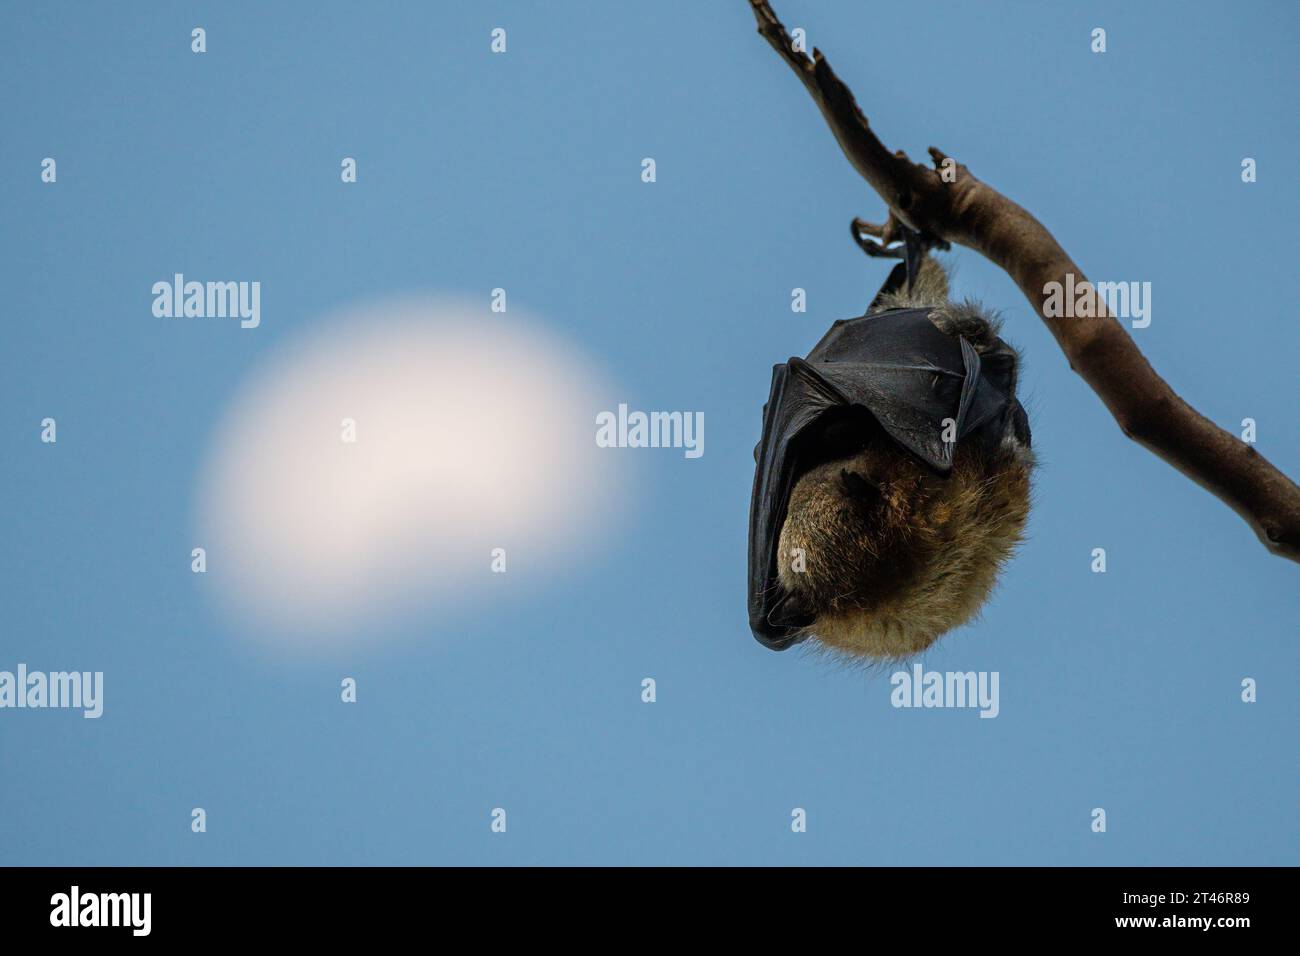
[748, 0, 1300, 561]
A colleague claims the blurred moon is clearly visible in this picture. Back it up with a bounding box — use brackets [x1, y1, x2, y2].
[193, 295, 622, 651]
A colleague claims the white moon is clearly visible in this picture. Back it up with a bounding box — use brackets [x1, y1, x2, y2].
[194, 296, 623, 651]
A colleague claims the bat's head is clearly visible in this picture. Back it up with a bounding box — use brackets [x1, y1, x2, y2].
[773, 430, 1032, 659]
[748, 303, 1033, 658]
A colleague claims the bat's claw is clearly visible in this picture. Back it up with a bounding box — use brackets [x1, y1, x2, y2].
[853, 213, 902, 245]
[852, 213, 949, 261]
[852, 234, 905, 259]
[851, 215, 905, 259]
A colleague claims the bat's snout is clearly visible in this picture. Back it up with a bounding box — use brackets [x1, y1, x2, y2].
[749, 589, 814, 650]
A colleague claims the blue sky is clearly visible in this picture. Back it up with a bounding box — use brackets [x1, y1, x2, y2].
[1, 1, 1296, 865]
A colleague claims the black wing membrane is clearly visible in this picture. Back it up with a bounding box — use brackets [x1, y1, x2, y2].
[746, 308, 1023, 650]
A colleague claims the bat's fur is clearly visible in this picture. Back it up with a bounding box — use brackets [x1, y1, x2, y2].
[775, 257, 1033, 659]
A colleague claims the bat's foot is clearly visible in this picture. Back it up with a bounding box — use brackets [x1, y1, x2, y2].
[855, 212, 952, 310]
[851, 213, 905, 260]
[851, 212, 950, 261]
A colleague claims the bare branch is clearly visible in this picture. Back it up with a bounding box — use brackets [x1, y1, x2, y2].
[748, 0, 1300, 561]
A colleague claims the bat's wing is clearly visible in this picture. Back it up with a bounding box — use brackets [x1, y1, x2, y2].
[748, 358, 844, 649]
[747, 308, 1018, 650]
[805, 310, 1009, 470]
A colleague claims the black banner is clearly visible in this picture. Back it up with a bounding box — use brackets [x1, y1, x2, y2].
[0, 866, 1284, 941]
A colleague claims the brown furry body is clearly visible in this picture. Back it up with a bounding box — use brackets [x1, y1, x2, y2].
[775, 258, 1033, 659]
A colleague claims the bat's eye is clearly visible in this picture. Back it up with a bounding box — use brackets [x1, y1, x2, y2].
[840, 469, 880, 502]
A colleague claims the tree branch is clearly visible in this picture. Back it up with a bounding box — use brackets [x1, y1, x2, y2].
[748, 0, 1300, 562]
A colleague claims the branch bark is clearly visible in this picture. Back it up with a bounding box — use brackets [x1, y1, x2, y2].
[748, 0, 1300, 562]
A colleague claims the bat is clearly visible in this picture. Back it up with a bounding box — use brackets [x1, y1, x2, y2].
[747, 237, 1034, 659]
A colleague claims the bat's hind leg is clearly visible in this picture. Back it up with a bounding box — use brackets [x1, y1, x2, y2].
[854, 213, 950, 311]
[851, 211, 1004, 357]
